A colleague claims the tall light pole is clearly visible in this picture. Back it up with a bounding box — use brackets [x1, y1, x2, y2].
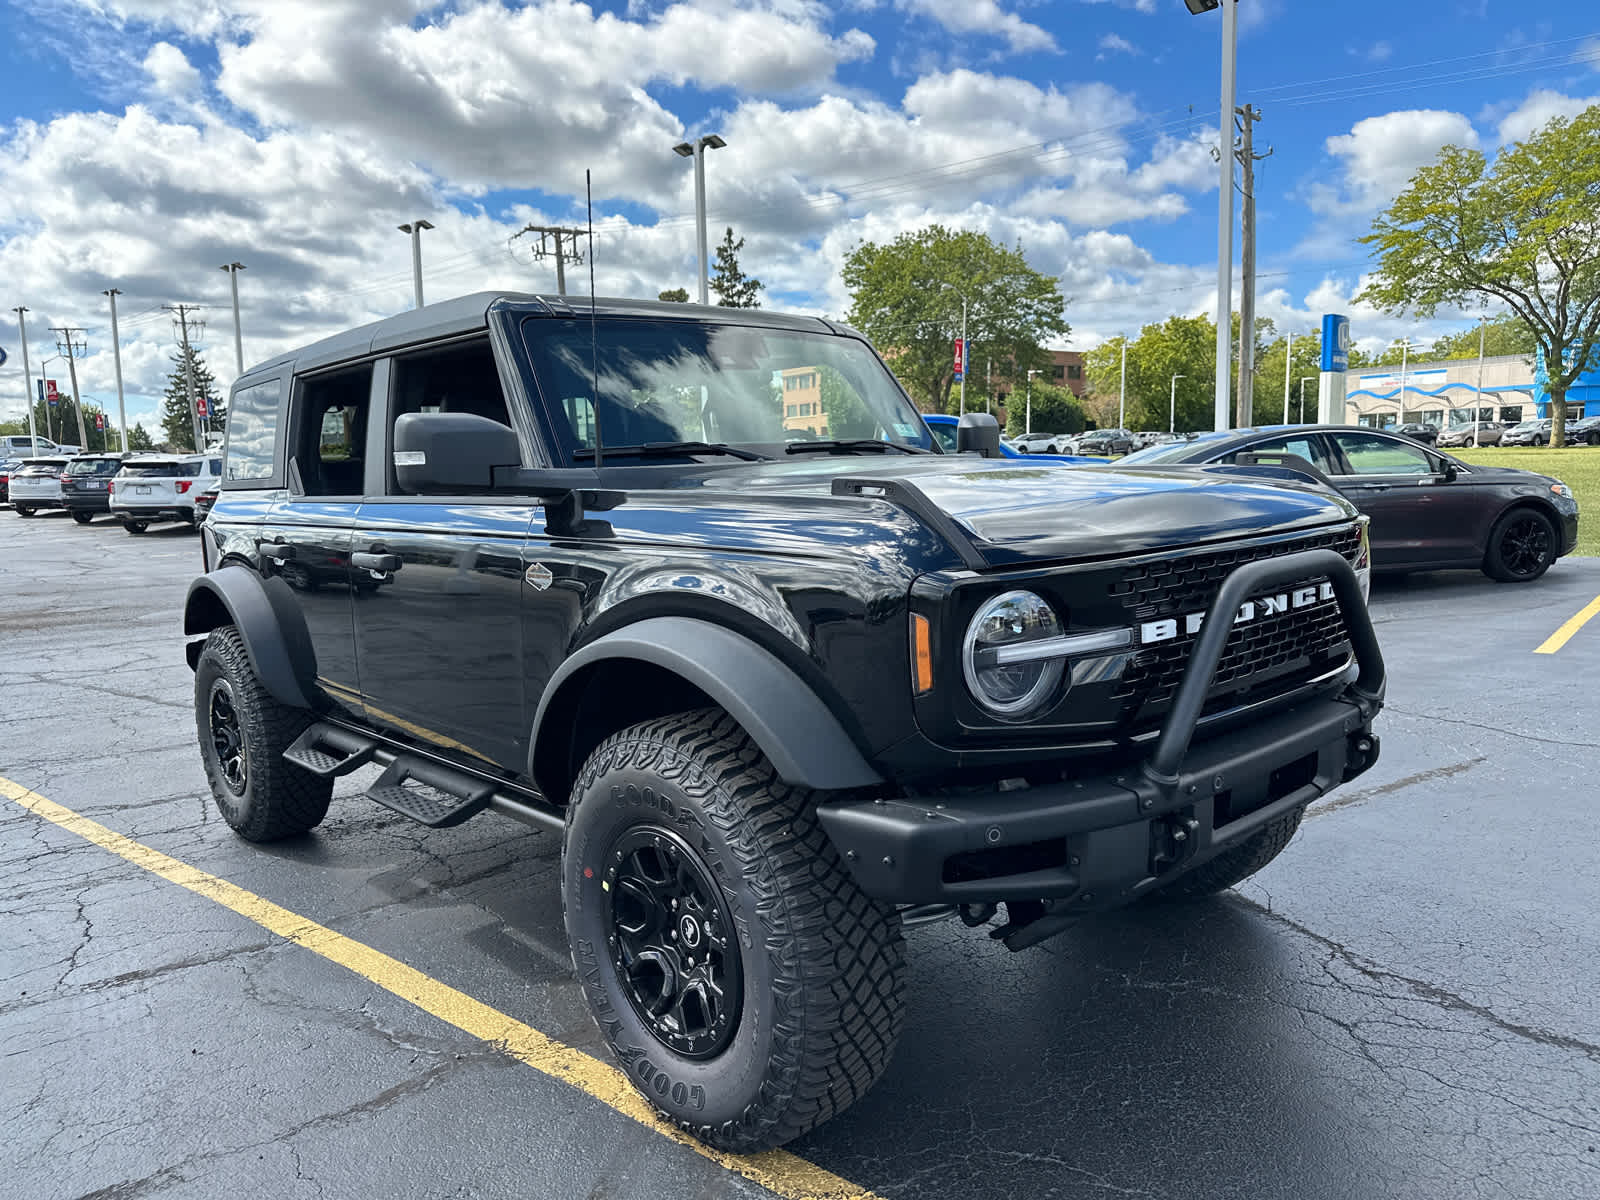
[1474, 315, 1488, 447]
[1118, 337, 1128, 429]
[397, 221, 434, 309]
[1025, 368, 1040, 434]
[1299, 376, 1315, 423]
[1282, 329, 1293, 423]
[959, 295, 968, 415]
[103, 290, 129, 453]
[1170, 374, 1185, 433]
[1185, 0, 1237, 433]
[1394, 337, 1415, 423]
[673, 134, 727, 304]
[11, 306, 37, 447]
[220, 262, 246, 375]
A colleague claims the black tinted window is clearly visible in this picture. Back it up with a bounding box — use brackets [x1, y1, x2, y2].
[121, 462, 189, 478]
[65, 458, 122, 475]
[225, 378, 281, 483]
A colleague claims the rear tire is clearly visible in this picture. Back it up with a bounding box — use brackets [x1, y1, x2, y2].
[562, 707, 905, 1152]
[71, 511, 93, 525]
[1483, 507, 1557, 582]
[195, 625, 332, 841]
[15, 506, 34, 517]
[1144, 807, 1304, 902]
[124, 520, 148, 534]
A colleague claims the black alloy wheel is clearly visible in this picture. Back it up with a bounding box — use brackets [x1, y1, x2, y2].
[1484, 509, 1557, 582]
[604, 826, 742, 1059]
[207, 678, 249, 796]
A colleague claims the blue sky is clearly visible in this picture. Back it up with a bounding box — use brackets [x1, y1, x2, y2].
[1, 0, 1597, 435]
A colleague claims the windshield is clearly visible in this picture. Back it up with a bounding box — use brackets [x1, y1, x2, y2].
[1118, 439, 1210, 465]
[523, 318, 933, 463]
[65, 458, 121, 476]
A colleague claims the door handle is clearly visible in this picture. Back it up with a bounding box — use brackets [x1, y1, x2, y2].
[258, 540, 296, 561]
[352, 552, 402, 572]
[1363, 484, 1392, 493]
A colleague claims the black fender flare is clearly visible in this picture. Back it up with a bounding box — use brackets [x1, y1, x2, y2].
[183, 566, 319, 710]
[530, 616, 884, 796]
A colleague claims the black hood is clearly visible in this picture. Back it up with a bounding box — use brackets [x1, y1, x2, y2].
[685, 455, 1357, 567]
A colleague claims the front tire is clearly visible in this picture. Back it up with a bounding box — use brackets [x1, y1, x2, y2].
[1145, 807, 1304, 902]
[562, 708, 905, 1152]
[1483, 507, 1557, 582]
[194, 625, 332, 841]
[1532, 434, 1546, 446]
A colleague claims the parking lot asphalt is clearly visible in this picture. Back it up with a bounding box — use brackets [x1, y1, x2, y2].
[4, 509, 1599, 1200]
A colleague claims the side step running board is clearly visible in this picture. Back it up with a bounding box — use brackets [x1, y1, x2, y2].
[285, 725, 377, 777]
[282, 720, 564, 833]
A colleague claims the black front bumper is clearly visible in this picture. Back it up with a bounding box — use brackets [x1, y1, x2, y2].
[818, 548, 1385, 911]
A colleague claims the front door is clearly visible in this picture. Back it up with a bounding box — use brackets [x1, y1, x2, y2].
[1323, 430, 1477, 568]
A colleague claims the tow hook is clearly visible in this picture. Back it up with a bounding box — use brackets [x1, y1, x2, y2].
[1150, 809, 1200, 876]
[1342, 731, 1381, 781]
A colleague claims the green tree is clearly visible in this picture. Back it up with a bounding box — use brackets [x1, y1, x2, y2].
[710, 228, 763, 308]
[843, 225, 1069, 415]
[160, 346, 226, 450]
[816, 365, 879, 438]
[1004, 381, 1084, 437]
[23, 393, 119, 451]
[1425, 313, 1538, 361]
[127, 422, 156, 452]
[1359, 104, 1600, 446]
[1084, 314, 1217, 433]
[1253, 331, 1325, 424]
[657, 288, 689, 303]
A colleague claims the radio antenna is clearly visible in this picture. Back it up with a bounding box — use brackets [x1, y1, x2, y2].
[587, 169, 602, 472]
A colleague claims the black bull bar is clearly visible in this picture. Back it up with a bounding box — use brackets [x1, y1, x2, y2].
[817, 548, 1387, 913]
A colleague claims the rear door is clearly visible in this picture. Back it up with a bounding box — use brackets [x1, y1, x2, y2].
[256, 361, 378, 718]
[351, 338, 537, 772]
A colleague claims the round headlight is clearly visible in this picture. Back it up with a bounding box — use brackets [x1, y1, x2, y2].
[962, 590, 1065, 718]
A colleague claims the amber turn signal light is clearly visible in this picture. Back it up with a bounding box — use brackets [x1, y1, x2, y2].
[911, 614, 934, 695]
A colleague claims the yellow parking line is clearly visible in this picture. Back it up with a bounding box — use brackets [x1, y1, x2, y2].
[1534, 594, 1600, 655]
[0, 776, 881, 1200]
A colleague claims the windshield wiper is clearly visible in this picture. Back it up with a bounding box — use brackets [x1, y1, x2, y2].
[574, 441, 771, 462]
[786, 439, 931, 456]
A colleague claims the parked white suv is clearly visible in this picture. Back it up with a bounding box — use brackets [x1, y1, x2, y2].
[111, 454, 222, 534]
[1011, 431, 1067, 453]
[8, 456, 72, 516]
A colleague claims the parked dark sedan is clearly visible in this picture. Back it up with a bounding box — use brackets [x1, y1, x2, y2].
[1075, 427, 1135, 456]
[1394, 422, 1439, 445]
[1117, 425, 1579, 581]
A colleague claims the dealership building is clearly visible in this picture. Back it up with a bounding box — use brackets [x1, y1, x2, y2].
[1347, 353, 1600, 429]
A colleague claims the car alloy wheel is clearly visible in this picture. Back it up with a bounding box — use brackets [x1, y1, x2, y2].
[1498, 514, 1554, 579]
[207, 678, 249, 796]
[603, 825, 743, 1059]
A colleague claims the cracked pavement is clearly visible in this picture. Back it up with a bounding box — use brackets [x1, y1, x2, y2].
[3, 512, 1600, 1199]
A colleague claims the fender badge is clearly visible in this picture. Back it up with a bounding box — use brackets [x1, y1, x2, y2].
[524, 563, 554, 591]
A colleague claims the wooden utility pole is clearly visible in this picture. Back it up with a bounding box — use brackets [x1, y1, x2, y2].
[165, 304, 206, 450]
[1233, 104, 1271, 428]
[514, 225, 586, 296]
[50, 326, 90, 450]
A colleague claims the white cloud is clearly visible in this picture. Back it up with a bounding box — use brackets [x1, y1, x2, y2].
[142, 42, 203, 96]
[1361, 40, 1393, 62]
[1495, 88, 1600, 145]
[894, 0, 1056, 53]
[1095, 33, 1140, 59]
[1316, 109, 1479, 214]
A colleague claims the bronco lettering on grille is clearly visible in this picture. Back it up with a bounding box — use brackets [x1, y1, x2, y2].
[1138, 581, 1336, 646]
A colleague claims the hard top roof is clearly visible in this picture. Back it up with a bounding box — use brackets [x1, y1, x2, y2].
[239, 291, 850, 382]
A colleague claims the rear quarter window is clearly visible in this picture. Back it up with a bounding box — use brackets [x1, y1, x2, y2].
[224, 377, 282, 484]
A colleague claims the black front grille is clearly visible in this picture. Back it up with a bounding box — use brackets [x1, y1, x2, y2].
[1108, 525, 1362, 727]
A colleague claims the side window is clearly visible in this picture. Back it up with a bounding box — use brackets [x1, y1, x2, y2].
[1226, 435, 1332, 473]
[208, 458, 223, 476]
[1328, 431, 1434, 476]
[294, 364, 374, 496]
[223, 378, 281, 483]
[927, 422, 958, 454]
[387, 338, 512, 490]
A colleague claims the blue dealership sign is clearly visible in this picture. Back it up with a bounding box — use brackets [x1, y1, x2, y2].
[0, 346, 8, 367]
[1320, 314, 1350, 372]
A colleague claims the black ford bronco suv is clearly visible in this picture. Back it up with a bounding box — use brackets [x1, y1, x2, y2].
[185, 293, 1385, 1151]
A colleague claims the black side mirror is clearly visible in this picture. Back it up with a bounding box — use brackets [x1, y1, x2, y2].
[955, 412, 1001, 458]
[393, 412, 522, 493]
[1439, 461, 1459, 482]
